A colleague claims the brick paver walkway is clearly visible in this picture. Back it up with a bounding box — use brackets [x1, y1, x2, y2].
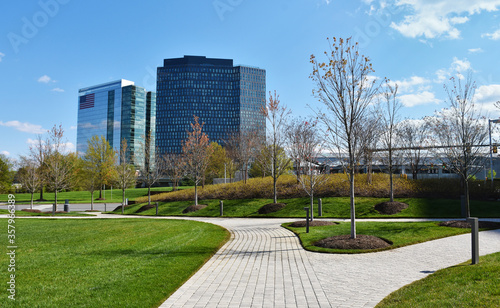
[159, 218, 500, 308]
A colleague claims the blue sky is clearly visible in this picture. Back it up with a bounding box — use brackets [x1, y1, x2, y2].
[2, 0, 500, 159]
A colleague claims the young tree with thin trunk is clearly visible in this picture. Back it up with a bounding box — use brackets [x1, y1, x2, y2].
[225, 128, 262, 183]
[378, 81, 402, 202]
[17, 156, 41, 209]
[83, 135, 117, 207]
[162, 153, 186, 191]
[261, 91, 291, 204]
[29, 135, 48, 201]
[429, 73, 488, 218]
[182, 116, 213, 206]
[287, 119, 327, 221]
[44, 125, 74, 208]
[138, 131, 163, 205]
[397, 118, 430, 180]
[311, 37, 379, 239]
[115, 138, 137, 213]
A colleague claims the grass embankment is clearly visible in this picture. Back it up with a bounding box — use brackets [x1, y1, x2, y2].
[376, 251, 500, 307]
[0, 187, 190, 205]
[283, 221, 475, 254]
[117, 196, 500, 218]
[0, 219, 229, 308]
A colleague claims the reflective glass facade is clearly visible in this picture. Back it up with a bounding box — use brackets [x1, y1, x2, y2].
[156, 55, 266, 154]
[76, 80, 156, 168]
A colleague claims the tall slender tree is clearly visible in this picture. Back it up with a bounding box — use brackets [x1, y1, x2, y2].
[182, 116, 213, 205]
[162, 153, 186, 191]
[311, 37, 379, 239]
[138, 131, 163, 205]
[115, 138, 137, 213]
[261, 91, 291, 204]
[429, 73, 488, 217]
[17, 156, 41, 209]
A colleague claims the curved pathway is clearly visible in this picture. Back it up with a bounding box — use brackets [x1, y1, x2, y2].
[158, 217, 500, 308]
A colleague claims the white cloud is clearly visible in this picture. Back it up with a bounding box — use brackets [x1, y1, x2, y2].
[468, 48, 484, 53]
[37, 75, 53, 83]
[482, 28, 500, 40]
[51, 87, 64, 92]
[399, 91, 441, 107]
[0, 121, 46, 134]
[435, 57, 472, 83]
[390, 0, 500, 39]
[474, 84, 500, 113]
[1, 150, 10, 156]
[390, 75, 431, 93]
[0, 52, 5, 62]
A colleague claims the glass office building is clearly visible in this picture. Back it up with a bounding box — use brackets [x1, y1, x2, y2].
[76, 79, 156, 168]
[156, 55, 266, 154]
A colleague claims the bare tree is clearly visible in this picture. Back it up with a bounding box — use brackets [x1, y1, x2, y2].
[17, 156, 41, 209]
[288, 119, 327, 220]
[115, 138, 137, 213]
[44, 125, 74, 208]
[378, 81, 402, 202]
[397, 118, 430, 180]
[182, 116, 213, 205]
[29, 135, 48, 201]
[429, 73, 488, 217]
[162, 153, 186, 191]
[225, 128, 262, 183]
[311, 37, 379, 239]
[261, 91, 291, 203]
[138, 131, 164, 205]
[356, 114, 380, 184]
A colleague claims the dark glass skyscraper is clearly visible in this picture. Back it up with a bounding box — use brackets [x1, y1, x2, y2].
[156, 55, 266, 154]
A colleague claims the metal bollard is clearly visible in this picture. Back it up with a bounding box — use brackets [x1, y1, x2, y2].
[467, 217, 479, 265]
[64, 199, 69, 212]
[52, 203, 56, 216]
[220, 200, 224, 216]
[304, 207, 310, 233]
[318, 198, 323, 217]
[104, 203, 107, 212]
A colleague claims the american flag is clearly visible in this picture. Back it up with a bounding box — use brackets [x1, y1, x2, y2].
[79, 93, 95, 110]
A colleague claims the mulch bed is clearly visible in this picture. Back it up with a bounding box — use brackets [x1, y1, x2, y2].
[439, 220, 500, 229]
[289, 220, 338, 228]
[315, 234, 392, 250]
[182, 204, 207, 213]
[21, 209, 41, 213]
[258, 203, 286, 214]
[374, 201, 409, 215]
[136, 204, 155, 213]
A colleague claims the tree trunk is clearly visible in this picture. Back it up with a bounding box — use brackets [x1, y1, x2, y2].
[350, 170, 356, 239]
[91, 191, 94, 211]
[148, 186, 151, 205]
[195, 184, 198, 206]
[273, 176, 278, 204]
[389, 172, 394, 202]
[30, 193, 34, 209]
[99, 187, 102, 199]
[122, 188, 125, 214]
[465, 179, 470, 218]
[310, 191, 314, 222]
[39, 184, 44, 201]
[54, 190, 58, 211]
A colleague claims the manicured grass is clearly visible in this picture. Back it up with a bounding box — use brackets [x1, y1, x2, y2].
[283, 221, 474, 254]
[376, 252, 500, 307]
[0, 187, 191, 205]
[118, 197, 500, 218]
[0, 219, 229, 307]
[0, 209, 92, 216]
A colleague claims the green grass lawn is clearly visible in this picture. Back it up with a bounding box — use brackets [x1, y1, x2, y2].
[116, 196, 500, 218]
[376, 251, 500, 307]
[283, 221, 475, 254]
[0, 187, 191, 205]
[0, 209, 92, 216]
[0, 218, 229, 307]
